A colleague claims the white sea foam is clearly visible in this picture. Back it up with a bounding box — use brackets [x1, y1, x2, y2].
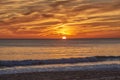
[0, 61, 120, 75]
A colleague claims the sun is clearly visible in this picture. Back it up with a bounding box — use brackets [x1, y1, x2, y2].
[62, 36, 67, 40]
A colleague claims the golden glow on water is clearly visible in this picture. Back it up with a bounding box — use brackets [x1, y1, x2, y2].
[0, 43, 120, 60]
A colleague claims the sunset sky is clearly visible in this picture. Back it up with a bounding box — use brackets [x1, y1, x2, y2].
[0, 0, 120, 39]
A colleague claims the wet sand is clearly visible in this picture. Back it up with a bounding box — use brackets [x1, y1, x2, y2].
[0, 70, 120, 80]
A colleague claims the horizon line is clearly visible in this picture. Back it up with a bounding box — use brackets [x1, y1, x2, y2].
[0, 38, 120, 40]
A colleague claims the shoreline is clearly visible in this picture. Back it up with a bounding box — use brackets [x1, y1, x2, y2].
[0, 70, 120, 80]
[0, 56, 120, 67]
[0, 61, 120, 75]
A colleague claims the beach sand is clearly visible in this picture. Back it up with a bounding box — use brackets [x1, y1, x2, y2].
[0, 70, 120, 80]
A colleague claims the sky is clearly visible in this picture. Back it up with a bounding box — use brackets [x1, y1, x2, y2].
[0, 0, 120, 39]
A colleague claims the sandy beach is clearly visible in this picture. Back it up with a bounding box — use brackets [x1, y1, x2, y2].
[0, 70, 120, 80]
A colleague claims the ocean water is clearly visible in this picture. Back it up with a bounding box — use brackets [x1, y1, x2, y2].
[0, 39, 120, 74]
[0, 39, 120, 60]
[0, 61, 120, 75]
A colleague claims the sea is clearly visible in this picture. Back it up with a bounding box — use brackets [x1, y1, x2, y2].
[0, 38, 120, 74]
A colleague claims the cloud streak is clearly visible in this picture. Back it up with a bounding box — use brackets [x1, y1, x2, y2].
[0, 0, 120, 38]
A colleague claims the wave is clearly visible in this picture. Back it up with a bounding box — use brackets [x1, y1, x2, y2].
[0, 62, 120, 75]
[0, 56, 120, 67]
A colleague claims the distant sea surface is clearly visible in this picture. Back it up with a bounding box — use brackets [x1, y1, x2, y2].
[0, 39, 120, 75]
[0, 39, 120, 60]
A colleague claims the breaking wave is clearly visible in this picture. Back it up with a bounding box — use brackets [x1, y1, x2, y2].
[0, 56, 120, 67]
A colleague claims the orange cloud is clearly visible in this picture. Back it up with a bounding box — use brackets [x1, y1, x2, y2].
[0, 0, 120, 39]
